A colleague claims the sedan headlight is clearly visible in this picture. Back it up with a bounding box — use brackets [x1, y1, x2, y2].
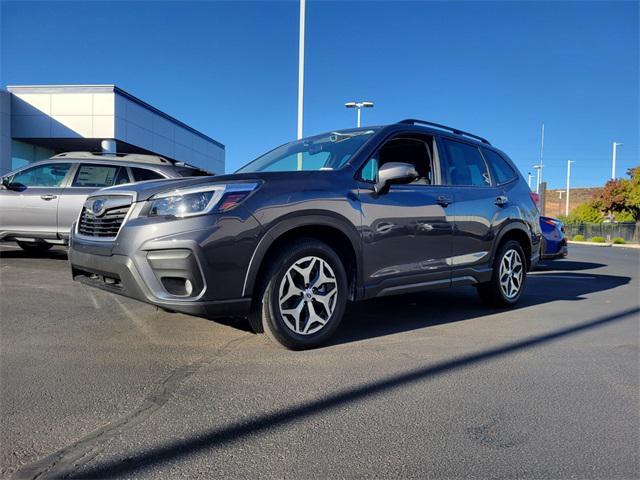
[148, 182, 259, 218]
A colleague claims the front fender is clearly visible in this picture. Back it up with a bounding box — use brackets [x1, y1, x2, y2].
[241, 211, 362, 297]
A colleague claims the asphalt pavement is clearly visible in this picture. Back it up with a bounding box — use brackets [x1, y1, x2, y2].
[1, 243, 638, 479]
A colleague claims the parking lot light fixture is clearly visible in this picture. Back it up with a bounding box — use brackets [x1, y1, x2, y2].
[612, 142, 623, 179]
[566, 160, 575, 216]
[345, 101, 374, 128]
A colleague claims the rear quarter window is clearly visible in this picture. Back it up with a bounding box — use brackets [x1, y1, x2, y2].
[482, 149, 518, 184]
[131, 167, 165, 182]
[72, 164, 130, 187]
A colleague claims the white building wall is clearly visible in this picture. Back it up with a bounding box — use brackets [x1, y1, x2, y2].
[5, 86, 225, 174]
[10, 91, 116, 139]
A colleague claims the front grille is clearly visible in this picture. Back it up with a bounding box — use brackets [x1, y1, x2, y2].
[78, 204, 131, 238]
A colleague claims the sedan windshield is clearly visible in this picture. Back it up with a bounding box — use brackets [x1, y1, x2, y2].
[236, 129, 377, 173]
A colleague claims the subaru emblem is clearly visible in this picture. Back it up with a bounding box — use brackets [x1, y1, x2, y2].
[91, 199, 106, 216]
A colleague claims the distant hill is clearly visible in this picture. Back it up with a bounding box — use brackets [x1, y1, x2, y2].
[543, 187, 601, 218]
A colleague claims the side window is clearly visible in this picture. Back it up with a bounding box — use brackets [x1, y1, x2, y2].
[442, 139, 491, 187]
[10, 163, 71, 187]
[359, 136, 433, 184]
[72, 164, 130, 187]
[482, 149, 517, 184]
[360, 157, 378, 182]
[131, 167, 165, 182]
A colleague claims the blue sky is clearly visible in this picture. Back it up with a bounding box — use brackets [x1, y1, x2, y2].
[1, 1, 638, 188]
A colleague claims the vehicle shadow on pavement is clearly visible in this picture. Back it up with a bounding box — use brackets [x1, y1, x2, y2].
[0, 247, 68, 261]
[63, 305, 639, 480]
[328, 260, 630, 346]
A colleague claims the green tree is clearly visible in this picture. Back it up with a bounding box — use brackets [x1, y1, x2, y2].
[560, 202, 604, 224]
[595, 167, 640, 223]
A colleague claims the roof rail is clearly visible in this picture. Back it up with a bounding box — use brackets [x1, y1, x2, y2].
[397, 119, 491, 145]
[51, 151, 172, 165]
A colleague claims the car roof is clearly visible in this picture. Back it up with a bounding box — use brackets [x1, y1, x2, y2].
[4, 152, 213, 176]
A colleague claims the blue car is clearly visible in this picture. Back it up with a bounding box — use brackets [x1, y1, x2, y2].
[540, 216, 568, 260]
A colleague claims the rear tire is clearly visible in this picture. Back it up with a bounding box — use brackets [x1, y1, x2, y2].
[250, 239, 348, 350]
[477, 240, 527, 307]
[16, 241, 53, 254]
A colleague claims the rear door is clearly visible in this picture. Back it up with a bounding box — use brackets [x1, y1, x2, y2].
[439, 138, 503, 277]
[57, 163, 131, 237]
[0, 162, 72, 237]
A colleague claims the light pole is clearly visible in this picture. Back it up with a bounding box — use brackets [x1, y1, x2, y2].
[296, 0, 306, 170]
[539, 123, 545, 186]
[533, 164, 542, 193]
[611, 142, 623, 179]
[557, 190, 564, 217]
[345, 101, 374, 128]
[527, 172, 533, 189]
[565, 160, 575, 216]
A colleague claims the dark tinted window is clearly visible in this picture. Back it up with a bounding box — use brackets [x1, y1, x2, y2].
[483, 149, 517, 184]
[73, 164, 130, 187]
[10, 163, 71, 187]
[442, 139, 491, 187]
[131, 167, 165, 182]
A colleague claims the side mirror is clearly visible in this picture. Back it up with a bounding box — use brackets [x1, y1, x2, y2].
[0, 177, 10, 190]
[374, 162, 419, 194]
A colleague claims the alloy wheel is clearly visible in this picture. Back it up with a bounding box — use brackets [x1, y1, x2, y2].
[278, 256, 338, 335]
[499, 248, 523, 299]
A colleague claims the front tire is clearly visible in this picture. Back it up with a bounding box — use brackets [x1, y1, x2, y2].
[251, 239, 348, 350]
[477, 240, 527, 307]
[16, 241, 53, 254]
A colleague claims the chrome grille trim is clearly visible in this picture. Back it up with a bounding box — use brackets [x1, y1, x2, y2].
[75, 193, 135, 241]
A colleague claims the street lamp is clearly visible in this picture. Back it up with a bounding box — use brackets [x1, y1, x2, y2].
[557, 190, 565, 217]
[296, 0, 306, 170]
[565, 160, 575, 216]
[612, 142, 623, 179]
[345, 101, 374, 128]
[527, 172, 533, 189]
[533, 164, 543, 194]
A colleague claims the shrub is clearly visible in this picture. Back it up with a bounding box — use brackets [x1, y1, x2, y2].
[612, 237, 626, 244]
[590, 236, 606, 243]
[573, 234, 585, 241]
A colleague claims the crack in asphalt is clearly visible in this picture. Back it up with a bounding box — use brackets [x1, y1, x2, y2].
[11, 334, 251, 480]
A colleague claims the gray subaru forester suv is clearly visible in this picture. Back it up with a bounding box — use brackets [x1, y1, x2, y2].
[0, 152, 210, 252]
[69, 120, 541, 349]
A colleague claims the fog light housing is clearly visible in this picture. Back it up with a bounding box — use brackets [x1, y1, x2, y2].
[147, 249, 204, 297]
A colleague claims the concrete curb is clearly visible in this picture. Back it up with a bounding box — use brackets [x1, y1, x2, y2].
[568, 240, 640, 249]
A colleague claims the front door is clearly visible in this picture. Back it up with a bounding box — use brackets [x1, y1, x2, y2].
[357, 135, 454, 297]
[0, 162, 72, 237]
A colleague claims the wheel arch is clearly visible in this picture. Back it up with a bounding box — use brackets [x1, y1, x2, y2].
[242, 213, 362, 300]
[493, 222, 535, 270]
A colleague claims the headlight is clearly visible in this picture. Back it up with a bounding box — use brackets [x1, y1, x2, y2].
[148, 182, 259, 218]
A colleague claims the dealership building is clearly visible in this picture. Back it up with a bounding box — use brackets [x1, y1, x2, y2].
[0, 85, 225, 175]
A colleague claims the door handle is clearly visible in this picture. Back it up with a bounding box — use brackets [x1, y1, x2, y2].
[40, 194, 57, 201]
[376, 222, 394, 234]
[437, 195, 452, 207]
[495, 195, 508, 206]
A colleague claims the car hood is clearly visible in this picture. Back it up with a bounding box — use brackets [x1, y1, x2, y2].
[95, 173, 264, 201]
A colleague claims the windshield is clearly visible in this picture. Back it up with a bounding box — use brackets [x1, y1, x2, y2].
[236, 129, 377, 173]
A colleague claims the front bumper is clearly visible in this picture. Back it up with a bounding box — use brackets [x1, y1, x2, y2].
[68, 205, 262, 318]
[69, 247, 252, 317]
